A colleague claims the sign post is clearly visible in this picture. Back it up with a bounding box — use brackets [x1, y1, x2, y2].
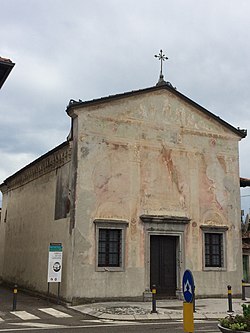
[47, 243, 63, 303]
[183, 269, 194, 333]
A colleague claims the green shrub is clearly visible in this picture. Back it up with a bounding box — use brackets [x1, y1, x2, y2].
[219, 305, 250, 331]
[242, 304, 250, 319]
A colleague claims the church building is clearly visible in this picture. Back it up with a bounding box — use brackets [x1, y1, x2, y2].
[0, 57, 246, 303]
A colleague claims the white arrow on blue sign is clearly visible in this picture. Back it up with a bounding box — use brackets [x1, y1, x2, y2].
[182, 269, 194, 303]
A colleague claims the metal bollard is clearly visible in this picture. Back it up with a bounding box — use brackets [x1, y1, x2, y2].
[151, 284, 157, 314]
[227, 285, 233, 313]
[242, 280, 246, 301]
[193, 285, 196, 313]
[12, 284, 18, 311]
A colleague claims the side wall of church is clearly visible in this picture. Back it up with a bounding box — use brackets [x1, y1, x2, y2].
[0, 145, 74, 301]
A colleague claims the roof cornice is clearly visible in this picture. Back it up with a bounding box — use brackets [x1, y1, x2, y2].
[0, 141, 71, 192]
[66, 84, 247, 139]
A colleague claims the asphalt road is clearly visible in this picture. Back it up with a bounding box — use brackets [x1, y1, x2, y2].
[0, 320, 219, 332]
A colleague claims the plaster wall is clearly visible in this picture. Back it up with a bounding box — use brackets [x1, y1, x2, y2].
[71, 89, 243, 299]
[0, 162, 73, 301]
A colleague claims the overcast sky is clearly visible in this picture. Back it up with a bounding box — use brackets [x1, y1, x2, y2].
[1, 0, 250, 213]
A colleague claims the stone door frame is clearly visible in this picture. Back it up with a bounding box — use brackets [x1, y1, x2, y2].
[140, 214, 190, 298]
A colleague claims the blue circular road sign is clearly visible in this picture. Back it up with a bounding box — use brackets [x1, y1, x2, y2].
[182, 269, 194, 303]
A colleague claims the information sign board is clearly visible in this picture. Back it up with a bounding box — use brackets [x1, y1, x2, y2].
[47, 243, 63, 283]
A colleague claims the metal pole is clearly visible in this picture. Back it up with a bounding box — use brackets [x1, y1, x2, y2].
[47, 282, 50, 303]
[242, 280, 246, 301]
[193, 285, 196, 313]
[151, 284, 157, 314]
[57, 282, 60, 304]
[227, 285, 233, 313]
[12, 284, 18, 311]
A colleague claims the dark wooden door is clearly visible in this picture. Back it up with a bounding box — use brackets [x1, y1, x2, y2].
[150, 235, 177, 296]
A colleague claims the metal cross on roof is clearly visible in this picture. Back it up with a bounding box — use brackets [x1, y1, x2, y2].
[154, 49, 168, 85]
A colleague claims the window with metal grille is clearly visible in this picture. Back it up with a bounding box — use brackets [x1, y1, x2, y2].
[205, 233, 223, 267]
[98, 229, 121, 267]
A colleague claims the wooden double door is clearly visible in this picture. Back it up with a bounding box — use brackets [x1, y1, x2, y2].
[150, 235, 177, 297]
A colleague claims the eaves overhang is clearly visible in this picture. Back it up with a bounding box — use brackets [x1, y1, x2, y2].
[66, 83, 247, 139]
[0, 57, 15, 89]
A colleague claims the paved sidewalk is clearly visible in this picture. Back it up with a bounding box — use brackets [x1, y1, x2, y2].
[0, 284, 248, 322]
[72, 297, 250, 321]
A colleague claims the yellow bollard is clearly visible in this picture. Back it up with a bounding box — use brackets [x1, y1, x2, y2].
[183, 302, 194, 333]
[151, 285, 157, 313]
[12, 284, 18, 311]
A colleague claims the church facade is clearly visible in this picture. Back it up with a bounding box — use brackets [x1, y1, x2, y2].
[0, 82, 246, 303]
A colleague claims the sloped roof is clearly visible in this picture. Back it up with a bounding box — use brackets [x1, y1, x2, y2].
[66, 83, 247, 139]
[0, 57, 15, 89]
[1, 83, 247, 190]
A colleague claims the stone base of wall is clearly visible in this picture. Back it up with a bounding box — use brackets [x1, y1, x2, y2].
[143, 290, 152, 302]
[71, 295, 145, 306]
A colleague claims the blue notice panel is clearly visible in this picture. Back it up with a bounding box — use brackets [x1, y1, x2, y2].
[49, 243, 62, 252]
[182, 269, 194, 303]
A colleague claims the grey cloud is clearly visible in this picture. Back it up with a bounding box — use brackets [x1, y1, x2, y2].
[1, 0, 250, 206]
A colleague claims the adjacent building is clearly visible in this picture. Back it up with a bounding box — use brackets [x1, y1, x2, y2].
[0, 57, 15, 89]
[0, 55, 14, 285]
[0, 80, 246, 303]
